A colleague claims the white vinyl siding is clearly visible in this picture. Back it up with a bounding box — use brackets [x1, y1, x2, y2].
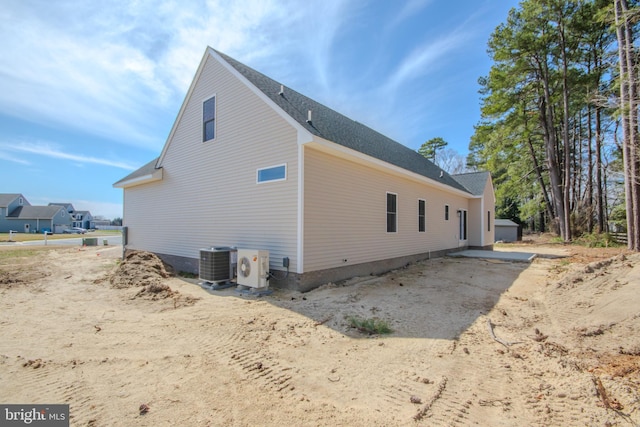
[123, 54, 299, 272]
[468, 176, 494, 247]
[303, 147, 469, 272]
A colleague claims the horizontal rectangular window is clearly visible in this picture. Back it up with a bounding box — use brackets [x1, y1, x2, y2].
[257, 164, 287, 183]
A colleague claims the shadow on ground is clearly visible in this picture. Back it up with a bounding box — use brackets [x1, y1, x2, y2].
[209, 256, 533, 340]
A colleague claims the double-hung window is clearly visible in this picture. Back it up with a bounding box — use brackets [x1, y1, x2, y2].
[418, 199, 426, 232]
[203, 96, 216, 142]
[387, 193, 397, 233]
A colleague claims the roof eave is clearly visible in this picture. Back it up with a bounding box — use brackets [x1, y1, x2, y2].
[113, 168, 163, 189]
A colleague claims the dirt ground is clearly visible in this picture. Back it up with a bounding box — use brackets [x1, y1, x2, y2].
[0, 238, 638, 426]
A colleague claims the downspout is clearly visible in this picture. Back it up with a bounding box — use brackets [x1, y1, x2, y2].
[480, 196, 485, 248]
[297, 144, 305, 275]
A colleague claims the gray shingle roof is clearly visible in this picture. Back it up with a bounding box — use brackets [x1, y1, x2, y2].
[0, 194, 23, 207]
[214, 50, 470, 194]
[495, 219, 519, 227]
[8, 205, 63, 219]
[451, 171, 490, 196]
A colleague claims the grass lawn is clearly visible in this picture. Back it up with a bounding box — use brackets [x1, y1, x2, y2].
[0, 229, 121, 243]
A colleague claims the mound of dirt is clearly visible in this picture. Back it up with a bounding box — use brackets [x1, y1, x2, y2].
[0, 269, 50, 287]
[132, 282, 199, 308]
[109, 250, 199, 308]
[109, 250, 173, 289]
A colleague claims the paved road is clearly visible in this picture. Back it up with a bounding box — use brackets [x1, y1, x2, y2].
[0, 234, 123, 247]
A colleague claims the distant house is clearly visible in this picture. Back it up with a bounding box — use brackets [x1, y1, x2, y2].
[114, 48, 495, 291]
[49, 203, 95, 230]
[1, 194, 71, 233]
[72, 211, 92, 229]
[48, 202, 75, 215]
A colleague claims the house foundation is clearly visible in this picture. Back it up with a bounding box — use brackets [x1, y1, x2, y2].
[140, 247, 469, 293]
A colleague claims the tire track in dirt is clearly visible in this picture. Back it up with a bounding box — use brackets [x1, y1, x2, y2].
[371, 370, 445, 420]
[192, 317, 298, 397]
[3, 358, 111, 426]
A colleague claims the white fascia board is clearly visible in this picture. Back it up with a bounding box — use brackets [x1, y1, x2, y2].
[113, 168, 163, 189]
[208, 48, 314, 146]
[305, 136, 475, 199]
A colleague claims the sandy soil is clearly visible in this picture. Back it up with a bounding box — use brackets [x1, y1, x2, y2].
[0, 239, 638, 426]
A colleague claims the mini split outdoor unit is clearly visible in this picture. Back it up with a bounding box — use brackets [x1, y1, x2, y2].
[236, 249, 269, 288]
[199, 247, 237, 284]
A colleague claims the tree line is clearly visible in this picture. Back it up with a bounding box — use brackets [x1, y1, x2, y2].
[465, 0, 639, 250]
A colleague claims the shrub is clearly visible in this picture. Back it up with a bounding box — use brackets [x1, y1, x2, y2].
[347, 316, 393, 335]
[575, 232, 621, 248]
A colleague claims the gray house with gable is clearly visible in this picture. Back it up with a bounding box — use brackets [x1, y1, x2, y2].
[0, 194, 71, 233]
[115, 48, 495, 291]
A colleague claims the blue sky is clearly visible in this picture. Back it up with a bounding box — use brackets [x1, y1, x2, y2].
[0, 0, 519, 219]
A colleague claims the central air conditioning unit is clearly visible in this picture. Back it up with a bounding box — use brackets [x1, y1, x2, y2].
[199, 247, 237, 284]
[236, 249, 269, 288]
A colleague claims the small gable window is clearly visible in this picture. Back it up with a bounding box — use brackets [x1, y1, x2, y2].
[203, 96, 216, 142]
[257, 164, 287, 183]
[445, 205, 449, 221]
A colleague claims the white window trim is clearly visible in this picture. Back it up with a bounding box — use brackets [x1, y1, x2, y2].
[202, 94, 217, 143]
[418, 198, 426, 232]
[257, 163, 287, 184]
[386, 192, 398, 234]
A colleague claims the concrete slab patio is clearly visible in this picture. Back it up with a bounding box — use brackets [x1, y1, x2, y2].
[448, 249, 537, 262]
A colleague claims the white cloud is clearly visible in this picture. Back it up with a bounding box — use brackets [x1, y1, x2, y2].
[387, 0, 432, 30]
[0, 150, 31, 165]
[0, 0, 307, 150]
[0, 140, 137, 170]
[382, 33, 469, 95]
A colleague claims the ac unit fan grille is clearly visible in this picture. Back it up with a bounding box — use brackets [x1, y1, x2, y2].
[199, 249, 232, 283]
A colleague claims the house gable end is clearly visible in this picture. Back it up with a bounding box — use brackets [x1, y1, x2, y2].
[154, 48, 314, 169]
